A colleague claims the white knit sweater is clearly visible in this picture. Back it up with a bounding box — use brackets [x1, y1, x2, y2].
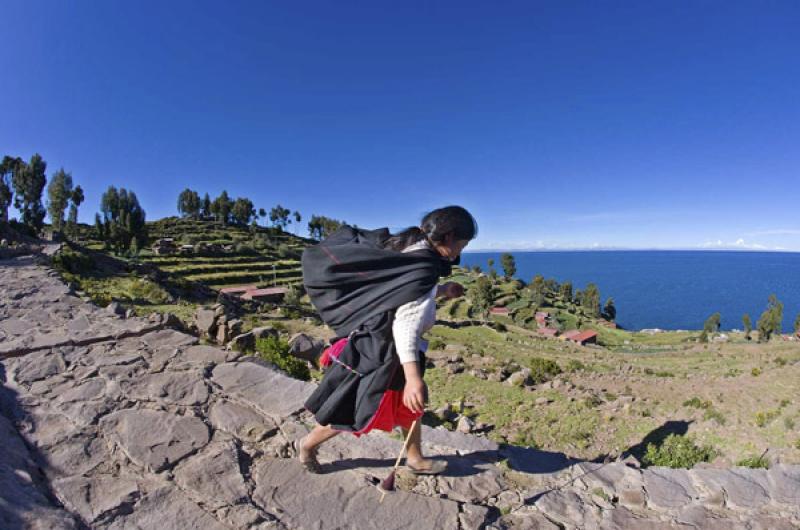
[393, 239, 438, 364]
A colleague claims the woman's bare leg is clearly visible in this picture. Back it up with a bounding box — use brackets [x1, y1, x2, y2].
[401, 421, 432, 468]
[299, 424, 339, 461]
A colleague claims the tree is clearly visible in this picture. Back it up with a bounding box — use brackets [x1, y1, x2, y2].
[231, 197, 255, 225]
[603, 298, 616, 321]
[12, 153, 47, 232]
[66, 185, 84, 236]
[0, 156, 23, 223]
[500, 253, 516, 279]
[270, 204, 291, 230]
[258, 208, 267, 219]
[98, 186, 147, 254]
[293, 210, 302, 225]
[756, 294, 783, 342]
[177, 189, 201, 218]
[794, 314, 800, 336]
[487, 258, 495, 272]
[471, 265, 482, 274]
[212, 191, 233, 224]
[742, 313, 752, 340]
[581, 283, 601, 317]
[701, 312, 721, 342]
[469, 275, 493, 320]
[201, 193, 212, 218]
[46, 168, 73, 232]
[560, 281, 573, 301]
[307, 214, 343, 240]
[530, 274, 546, 306]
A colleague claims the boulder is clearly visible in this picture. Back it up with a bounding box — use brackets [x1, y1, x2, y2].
[288, 332, 324, 363]
[105, 301, 125, 317]
[193, 308, 217, 339]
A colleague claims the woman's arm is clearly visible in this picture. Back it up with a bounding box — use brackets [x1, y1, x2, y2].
[393, 292, 435, 413]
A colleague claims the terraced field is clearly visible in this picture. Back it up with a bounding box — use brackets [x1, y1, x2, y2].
[140, 217, 310, 291]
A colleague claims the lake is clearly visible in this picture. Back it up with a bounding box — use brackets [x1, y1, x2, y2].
[458, 251, 800, 331]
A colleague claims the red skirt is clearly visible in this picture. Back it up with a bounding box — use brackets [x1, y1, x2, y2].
[320, 338, 423, 436]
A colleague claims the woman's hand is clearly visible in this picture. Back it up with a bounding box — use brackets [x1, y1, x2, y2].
[437, 281, 464, 299]
[403, 376, 427, 414]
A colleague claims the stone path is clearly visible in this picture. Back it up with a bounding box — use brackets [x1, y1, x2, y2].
[1, 252, 799, 529]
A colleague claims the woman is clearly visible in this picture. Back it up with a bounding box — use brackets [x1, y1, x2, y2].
[298, 206, 477, 474]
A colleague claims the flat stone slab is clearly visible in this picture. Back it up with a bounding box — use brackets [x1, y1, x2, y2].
[691, 468, 770, 511]
[643, 467, 698, 511]
[51, 474, 140, 524]
[173, 439, 249, 509]
[119, 370, 209, 406]
[208, 400, 278, 442]
[212, 361, 315, 418]
[101, 409, 209, 472]
[106, 486, 229, 530]
[252, 458, 464, 530]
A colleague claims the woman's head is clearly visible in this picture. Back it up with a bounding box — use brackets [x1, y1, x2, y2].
[384, 205, 478, 260]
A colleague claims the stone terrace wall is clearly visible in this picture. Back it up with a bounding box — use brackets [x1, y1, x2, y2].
[1, 252, 799, 529]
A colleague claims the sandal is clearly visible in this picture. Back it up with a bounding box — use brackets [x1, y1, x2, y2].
[406, 459, 447, 476]
[292, 437, 323, 474]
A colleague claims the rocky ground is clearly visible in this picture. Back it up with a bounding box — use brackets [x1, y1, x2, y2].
[1, 250, 799, 529]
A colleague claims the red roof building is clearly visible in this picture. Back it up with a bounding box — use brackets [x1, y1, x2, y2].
[490, 306, 510, 316]
[569, 330, 598, 345]
[219, 285, 258, 296]
[240, 287, 288, 302]
[537, 328, 558, 338]
[560, 329, 582, 341]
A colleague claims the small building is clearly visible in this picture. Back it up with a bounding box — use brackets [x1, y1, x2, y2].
[537, 327, 558, 338]
[535, 311, 550, 328]
[560, 329, 582, 341]
[568, 330, 598, 346]
[240, 287, 288, 303]
[151, 238, 177, 255]
[179, 244, 195, 255]
[489, 306, 510, 316]
[219, 285, 258, 296]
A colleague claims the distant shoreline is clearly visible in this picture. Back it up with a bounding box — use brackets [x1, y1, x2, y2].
[464, 248, 799, 254]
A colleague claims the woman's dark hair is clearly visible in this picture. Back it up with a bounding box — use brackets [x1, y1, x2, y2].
[383, 206, 478, 251]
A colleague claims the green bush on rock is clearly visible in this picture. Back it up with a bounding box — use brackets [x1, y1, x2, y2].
[256, 336, 310, 381]
[641, 434, 717, 468]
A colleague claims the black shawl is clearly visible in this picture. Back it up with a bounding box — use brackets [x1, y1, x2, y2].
[301, 225, 454, 431]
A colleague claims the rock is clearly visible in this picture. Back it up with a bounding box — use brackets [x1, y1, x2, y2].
[227, 318, 243, 337]
[105, 301, 125, 316]
[228, 331, 256, 352]
[208, 401, 278, 442]
[252, 459, 462, 530]
[457, 415, 476, 433]
[51, 474, 140, 523]
[288, 332, 324, 363]
[216, 323, 230, 345]
[100, 409, 209, 472]
[535, 396, 552, 406]
[643, 467, 697, 511]
[506, 369, 532, 387]
[106, 487, 229, 530]
[691, 468, 770, 511]
[120, 370, 209, 406]
[252, 326, 279, 340]
[212, 361, 315, 419]
[193, 307, 217, 339]
[124, 309, 135, 319]
[174, 440, 249, 509]
[13, 349, 66, 384]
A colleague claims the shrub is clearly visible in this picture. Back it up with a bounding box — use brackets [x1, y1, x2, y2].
[754, 410, 779, 428]
[565, 359, 586, 372]
[527, 357, 562, 384]
[736, 454, 770, 469]
[641, 434, 717, 469]
[255, 336, 310, 381]
[427, 338, 446, 351]
[703, 409, 727, 426]
[751, 367, 762, 377]
[775, 357, 787, 367]
[683, 397, 712, 409]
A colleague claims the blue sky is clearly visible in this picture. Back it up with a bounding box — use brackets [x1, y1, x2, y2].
[1, 1, 798, 251]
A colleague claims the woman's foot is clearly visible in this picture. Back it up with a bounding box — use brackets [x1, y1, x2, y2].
[405, 457, 447, 475]
[295, 436, 323, 474]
